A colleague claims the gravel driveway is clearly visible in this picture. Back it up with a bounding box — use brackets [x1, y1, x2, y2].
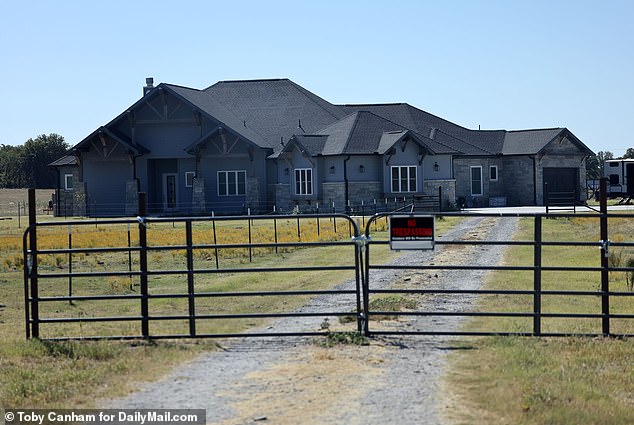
[106, 215, 518, 425]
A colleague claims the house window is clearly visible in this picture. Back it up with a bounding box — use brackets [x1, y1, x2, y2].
[218, 170, 246, 196]
[295, 168, 313, 195]
[471, 166, 483, 196]
[391, 166, 417, 193]
[489, 165, 498, 181]
[185, 171, 195, 188]
[64, 174, 73, 191]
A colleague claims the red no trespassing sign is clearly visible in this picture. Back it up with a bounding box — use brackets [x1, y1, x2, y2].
[389, 215, 435, 250]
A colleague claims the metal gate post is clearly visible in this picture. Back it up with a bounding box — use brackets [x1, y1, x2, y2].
[599, 178, 610, 336]
[533, 215, 542, 336]
[362, 232, 371, 337]
[353, 238, 364, 333]
[138, 192, 150, 339]
[28, 188, 39, 338]
[185, 221, 196, 337]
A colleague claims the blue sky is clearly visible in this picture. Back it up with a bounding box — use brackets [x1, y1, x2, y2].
[1, 0, 633, 155]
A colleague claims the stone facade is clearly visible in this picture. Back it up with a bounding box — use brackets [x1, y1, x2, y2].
[191, 178, 206, 213]
[246, 177, 260, 211]
[500, 156, 535, 206]
[454, 149, 587, 207]
[321, 182, 345, 209]
[73, 181, 87, 216]
[125, 180, 140, 215]
[273, 183, 292, 212]
[423, 179, 457, 210]
[348, 181, 382, 207]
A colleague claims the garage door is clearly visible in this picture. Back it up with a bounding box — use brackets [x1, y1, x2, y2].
[543, 167, 578, 203]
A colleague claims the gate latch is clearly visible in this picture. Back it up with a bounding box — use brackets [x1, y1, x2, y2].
[600, 239, 610, 257]
[352, 234, 371, 248]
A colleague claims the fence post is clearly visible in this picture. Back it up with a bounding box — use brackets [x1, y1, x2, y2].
[533, 215, 542, 336]
[138, 192, 149, 339]
[544, 182, 550, 213]
[438, 186, 442, 212]
[28, 188, 39, 338]
[68, 224, 73, 305]
[185, 221, 196, 337]
[273, 208, 278, 254]
[212, 211, 219, 269]
[127, 223, 132, 278]
[599, 178, 610, 336]
[248, 208, 253, 263]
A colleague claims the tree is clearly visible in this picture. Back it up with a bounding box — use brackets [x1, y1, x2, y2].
[586, 151, 614, 179]
[24, 133, 69, 188]
[0, 134, 69, 188]
[623, 148, 634, 159]
[0, 144, 28, 188]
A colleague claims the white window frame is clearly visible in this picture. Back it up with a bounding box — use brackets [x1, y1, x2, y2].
[217, 170, 247, 196]
[489, 165, 498, 182]
[391, 165, 417, 193]
[471, 166, 483, 196]
[185, 171, 196, 188]
[64, 174, 73, 191]
[294, 168, 313, 195]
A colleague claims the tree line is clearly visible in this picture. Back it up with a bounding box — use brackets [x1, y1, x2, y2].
[0, 134, 69, 189]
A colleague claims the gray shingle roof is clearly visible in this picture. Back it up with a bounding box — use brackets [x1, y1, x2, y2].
[67, 78, 591, 160]
[309, 111, 456, 156]
[203, 79, 347, 149]
[501, 128, 596, 155]
[341, 103, 506, 155]
[166, 84, 270, 149]
[48, 155, 77, 167]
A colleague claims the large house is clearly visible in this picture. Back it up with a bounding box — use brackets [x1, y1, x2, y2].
[50, 78, 593, 217]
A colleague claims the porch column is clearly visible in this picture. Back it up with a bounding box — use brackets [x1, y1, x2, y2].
[125, 180, 139, 215]
[192, 178, 206, 213]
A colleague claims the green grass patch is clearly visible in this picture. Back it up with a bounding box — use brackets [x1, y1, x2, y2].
[445, 215, 634, 425]
[368, 294, 418, 321]
[320, 331, 369, 347]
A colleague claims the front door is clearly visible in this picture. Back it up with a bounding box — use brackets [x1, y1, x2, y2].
[162, 173, 178, 211]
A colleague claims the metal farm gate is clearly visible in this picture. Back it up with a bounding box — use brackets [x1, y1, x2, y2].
[360, 210, 634, 337]
[22, 183, 634, 341]
[22, 192, 365, 341]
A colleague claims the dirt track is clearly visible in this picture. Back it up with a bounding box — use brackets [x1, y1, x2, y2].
[106, 216, 518, 424]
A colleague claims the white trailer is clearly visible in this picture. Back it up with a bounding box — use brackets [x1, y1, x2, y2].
[604, 159, 634, 200]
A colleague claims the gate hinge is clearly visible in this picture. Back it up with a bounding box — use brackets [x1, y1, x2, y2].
[352, 235, 371, 248]
[600, 239, 610, 257]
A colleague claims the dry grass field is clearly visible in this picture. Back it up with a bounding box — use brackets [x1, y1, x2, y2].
[0, 189, 54, 218]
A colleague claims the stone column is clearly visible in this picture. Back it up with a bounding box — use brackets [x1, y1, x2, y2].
[192, 178, 206, 213]
[247, 177, 260, 212]
[125, 180, 139, 216]
[73, 181, 87, 217]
